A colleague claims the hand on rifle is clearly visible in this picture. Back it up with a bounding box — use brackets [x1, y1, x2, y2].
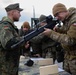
[43, 28, 52, 37]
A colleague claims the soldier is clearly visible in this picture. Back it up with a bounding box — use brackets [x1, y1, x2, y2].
[30, 15, 46, 57]
[43, 3, 76, 75]
[0, 3, 27, 75]
[20, 21, 30, 36]
[31, 15, 57, 63]
[19, 21, 31, 56]
[39, 15, 57, 62]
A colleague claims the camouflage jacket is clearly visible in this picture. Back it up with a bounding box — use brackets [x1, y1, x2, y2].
[0, 17, 21, 75]
[30, 33, 57, 55]
[49, 9, 76, 60]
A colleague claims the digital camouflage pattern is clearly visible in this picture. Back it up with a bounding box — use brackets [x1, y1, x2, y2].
[0, 17, 21, 75]
[49, 8, 76, 74]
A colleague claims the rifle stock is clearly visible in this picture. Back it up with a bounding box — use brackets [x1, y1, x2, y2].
[11, 15, 60, 49]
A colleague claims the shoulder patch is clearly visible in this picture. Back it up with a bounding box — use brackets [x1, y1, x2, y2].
[3, 26, 9, 29]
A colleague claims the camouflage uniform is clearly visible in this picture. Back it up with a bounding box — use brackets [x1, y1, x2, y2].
[19, 22, 31, 56]
[30, 33, 43, 57]
[31, 33, 57, 63]
[49, 8, 76, 74]
[31, 15, 57, 62]
[0, 17, 21, 75]
[41, 36, 56, 62]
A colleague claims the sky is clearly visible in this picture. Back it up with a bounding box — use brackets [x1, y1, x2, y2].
[0, 0, 76, 29]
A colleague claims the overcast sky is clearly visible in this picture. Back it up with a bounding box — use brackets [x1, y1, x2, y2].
[0, 0, 76, 29]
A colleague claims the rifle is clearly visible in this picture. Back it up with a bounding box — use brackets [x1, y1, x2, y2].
[11, 15, 60, 49]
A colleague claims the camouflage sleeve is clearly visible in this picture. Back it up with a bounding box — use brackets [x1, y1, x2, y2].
[49, 25, 76, 46]
[0, 23, 20, 49]
[30, 33, 45, 43]
[49, 15, 76, 46]
[69, 15, 76, 25]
